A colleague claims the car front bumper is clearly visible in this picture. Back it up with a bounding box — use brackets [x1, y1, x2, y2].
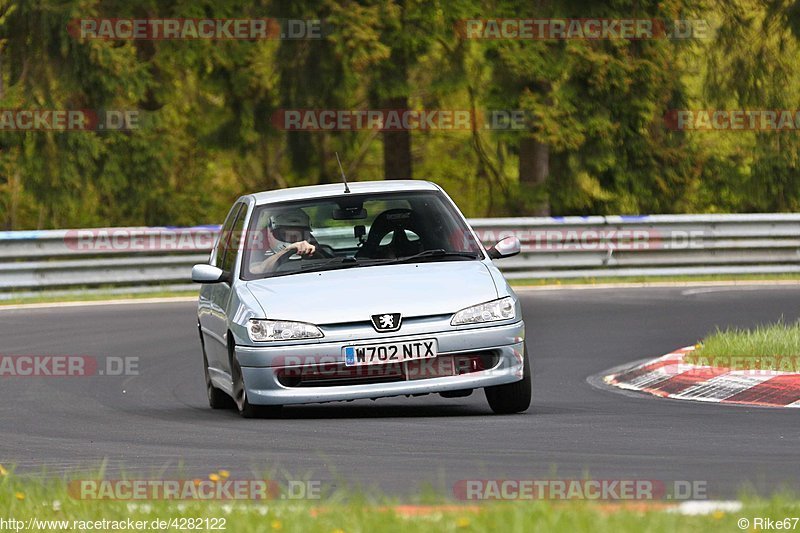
[235, 320, 526, 406]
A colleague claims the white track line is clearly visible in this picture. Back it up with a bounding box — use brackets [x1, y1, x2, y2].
[669, 500, 743, 515]
[516, 280, 800, 291]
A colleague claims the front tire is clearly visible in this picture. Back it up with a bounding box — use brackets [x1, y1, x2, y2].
[205, 354, 235, 410]
[230, 341, 282, 419]
[201, 326, 235, 410]
[484, 346, 531, 414]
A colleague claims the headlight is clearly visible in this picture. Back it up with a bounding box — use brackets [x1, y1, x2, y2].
[451, 297, 516, 326]
[246, 319, 323, 342]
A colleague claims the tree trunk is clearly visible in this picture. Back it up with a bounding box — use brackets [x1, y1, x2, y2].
[518, 135, 550, 215]
[382, 95, 411, 180]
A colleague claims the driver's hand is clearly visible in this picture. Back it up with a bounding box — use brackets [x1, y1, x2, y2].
[291, 240, 316, 256]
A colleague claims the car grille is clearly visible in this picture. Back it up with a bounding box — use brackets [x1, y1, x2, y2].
[275, 351, 499, 388]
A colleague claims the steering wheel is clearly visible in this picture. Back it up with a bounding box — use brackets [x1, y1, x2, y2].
[269, 242, 335, 272]
[284, 243, 335, 261]
[308, 244, 335, 258]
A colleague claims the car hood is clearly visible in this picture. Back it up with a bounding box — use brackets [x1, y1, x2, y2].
[245, 261, 499, 325]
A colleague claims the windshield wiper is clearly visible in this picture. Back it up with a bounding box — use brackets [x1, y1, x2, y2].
[298, 256, 361, 274]
[386, 249, 480, 265]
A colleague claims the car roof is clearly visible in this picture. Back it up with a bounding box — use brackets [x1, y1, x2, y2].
[249, 180, 440, 206]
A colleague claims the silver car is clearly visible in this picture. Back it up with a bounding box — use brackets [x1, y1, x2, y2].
[192, 180, 530, 417]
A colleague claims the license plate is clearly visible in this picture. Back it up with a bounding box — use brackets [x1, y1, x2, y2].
[343, 340, 437, 367]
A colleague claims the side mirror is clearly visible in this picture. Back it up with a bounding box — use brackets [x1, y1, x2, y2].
[192, 264, 226, 284]
[487, 236, 521, 260]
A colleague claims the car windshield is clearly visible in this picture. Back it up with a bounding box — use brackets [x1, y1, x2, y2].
[240, 190, 484, 280]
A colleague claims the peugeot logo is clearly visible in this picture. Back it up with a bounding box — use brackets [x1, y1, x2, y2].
[371, 313, 402, 332]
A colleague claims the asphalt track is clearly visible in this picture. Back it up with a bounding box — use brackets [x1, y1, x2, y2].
[1, 286, 798, 498]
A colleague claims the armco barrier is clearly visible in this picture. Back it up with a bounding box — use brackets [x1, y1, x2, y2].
[0, 214, 798, 292]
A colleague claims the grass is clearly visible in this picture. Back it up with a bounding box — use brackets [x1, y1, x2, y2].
[0, 289, 198, 307]
[0, 468, 798, 532]
[685, 320, 800, 371]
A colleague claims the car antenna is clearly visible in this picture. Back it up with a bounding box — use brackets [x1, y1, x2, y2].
[336, 152, 351, 194]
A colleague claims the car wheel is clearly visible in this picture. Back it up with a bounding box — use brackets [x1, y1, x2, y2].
[204, 353, 235, 410]
[484, 345, 531, 414]
[230, 341, 282, 419]
[200, 326, 234, 410]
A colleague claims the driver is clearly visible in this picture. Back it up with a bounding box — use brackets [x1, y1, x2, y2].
[250, 208, 316, 274]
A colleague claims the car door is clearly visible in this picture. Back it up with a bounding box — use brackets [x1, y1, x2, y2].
[199, 202, 245, 374]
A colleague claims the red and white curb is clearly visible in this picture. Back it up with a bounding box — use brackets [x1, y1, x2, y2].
[604, 347, 800, 408]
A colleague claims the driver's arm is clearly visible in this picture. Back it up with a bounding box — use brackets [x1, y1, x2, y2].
[250, 240, 316, 274]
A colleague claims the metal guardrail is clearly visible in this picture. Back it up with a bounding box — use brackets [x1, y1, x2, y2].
[0, 214, 798, 294]
[469, 214, 800, 279]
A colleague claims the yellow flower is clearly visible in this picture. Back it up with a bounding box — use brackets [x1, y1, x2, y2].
[15, 492, 25, 500]
[712, 510, 724, 520]
[456, 517, 471, 528]
[0, 464, 7, 476]
[209, 473, 220, 482]
[218, 470, 230, 479]
[271, 520, 282, 530]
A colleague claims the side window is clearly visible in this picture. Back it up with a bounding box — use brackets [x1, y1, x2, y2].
[214, 203, 243, 268]
[220, 204, 248, 275]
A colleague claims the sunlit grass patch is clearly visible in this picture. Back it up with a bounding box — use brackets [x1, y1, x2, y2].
[686, 320, 800, 371]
